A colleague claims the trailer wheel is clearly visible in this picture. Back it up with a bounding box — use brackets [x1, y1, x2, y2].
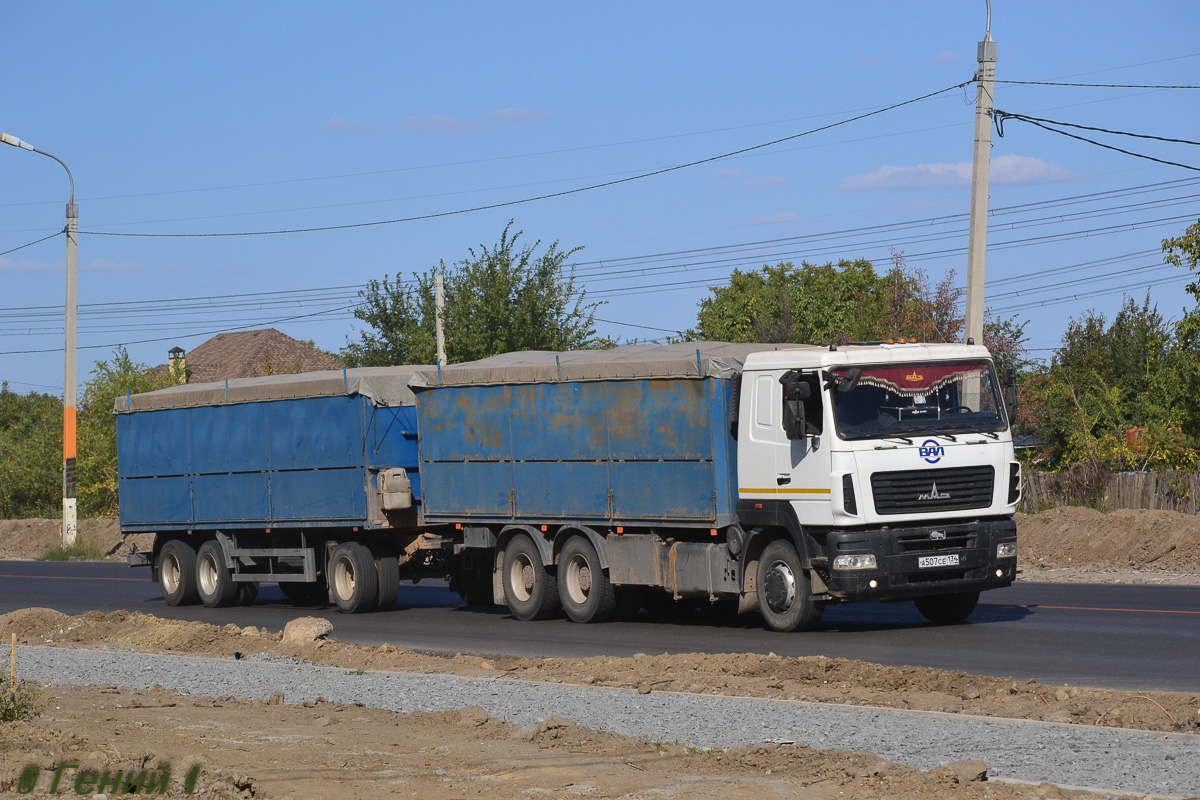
[157, 540, 199, 606]
[279, 582, 327, 606]
[914, 591, 979, 624]
[502, 534, 560, 621]
[196, 540, 238, 608]
[329, 542, 378, 614]
[235, 581, 259, 606]
[756, 539, 823, 633]
[558, 536, 617, 624]
[373, 549, 400, 612]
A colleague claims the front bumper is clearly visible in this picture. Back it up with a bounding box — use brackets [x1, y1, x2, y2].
[817, 517, 1016, 601]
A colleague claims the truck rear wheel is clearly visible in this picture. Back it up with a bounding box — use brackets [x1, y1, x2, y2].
[329, 542, 379, 614]
[502, 534, 560, 621]
[914, 591, 979, 624]
[756, 539, 823, 633]
[558, 536, 617, 624]
[157, 540, 199, 606]
[196, 540, 238, 608]
[373, 549, 400, 612]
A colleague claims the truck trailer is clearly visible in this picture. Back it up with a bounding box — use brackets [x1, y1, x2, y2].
[118, 341, 1021, 632]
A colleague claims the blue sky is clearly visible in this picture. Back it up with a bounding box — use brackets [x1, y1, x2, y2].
[2, 1, 1197, 394]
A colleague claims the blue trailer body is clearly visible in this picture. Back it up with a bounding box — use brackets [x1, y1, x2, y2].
[414, 376, 739, 527]
[118, 393, 420, 532]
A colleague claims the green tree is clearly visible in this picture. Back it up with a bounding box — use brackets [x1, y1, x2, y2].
[341, 222, 600, 366]
[76, 347, 170, 517]
[0, 383, 62, 518]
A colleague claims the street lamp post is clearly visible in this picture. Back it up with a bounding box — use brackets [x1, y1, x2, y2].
[2, 133, 79, 547]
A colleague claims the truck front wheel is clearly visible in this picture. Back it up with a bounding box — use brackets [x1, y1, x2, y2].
[502, 534, 560, 621]
[196, 540, 238, 608]
[157, 540, 199, 606]
[756, 539, 823, 633]
[329, 543, 379, 614]
[914, 591, 979, 624]
[558, 536, 617, 624]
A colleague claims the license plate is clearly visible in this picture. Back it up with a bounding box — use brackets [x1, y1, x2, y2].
[918, 554, 960, 569]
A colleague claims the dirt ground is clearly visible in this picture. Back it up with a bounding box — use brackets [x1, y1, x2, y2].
[4, 608, 1198, 738]
[0, 682, 1121, 800]
[4, 507, 1200, 585]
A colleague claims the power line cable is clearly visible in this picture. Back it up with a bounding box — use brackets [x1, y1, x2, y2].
[996, 80, 1200, 89]
[76, 80, 973, 240]
[994, 112, 1200, 147]
[994, 111, 1200, 173]
[0, 230, 63, 258]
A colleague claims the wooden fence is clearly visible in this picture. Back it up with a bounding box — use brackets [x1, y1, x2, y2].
[1019, 469, 1200, 514]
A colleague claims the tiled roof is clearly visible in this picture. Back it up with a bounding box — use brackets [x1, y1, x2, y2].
[154, 329, 343, 384]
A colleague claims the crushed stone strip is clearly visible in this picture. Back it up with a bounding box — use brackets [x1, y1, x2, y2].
[8, 644, 1199, 798]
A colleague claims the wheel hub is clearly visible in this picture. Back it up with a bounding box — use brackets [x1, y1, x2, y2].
[764, 560, 796, 614]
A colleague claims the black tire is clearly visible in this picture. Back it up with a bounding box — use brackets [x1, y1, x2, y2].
[235, 581, 259, 606]
[756, 539, 823, 633]
[557, 536, 617, 624]
[157, 540, 199, 606]
[278, 582, 327, 606]
[373, 549, 400, 612]
[196, 540, 238, 608]
[914, 591, 979, 624]
[328, 542, 379, 614]
[502, 534, 560, 621]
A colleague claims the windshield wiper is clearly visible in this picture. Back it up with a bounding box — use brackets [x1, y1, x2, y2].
[924, 432, 957, 442]
[880, 435, 913, 445]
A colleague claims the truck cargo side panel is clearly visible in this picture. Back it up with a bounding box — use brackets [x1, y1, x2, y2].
[117, 475, 191, 525]
[418, 384, 511, 461]
[117, 409, 190, 478]
[271, 469, 367, 521]
[266, 397, 363, 470]
[513, 462, 609, 518]
[188, 404, 268, 472]
[192, 473, 271, 524]
[417, 377, 737, 527]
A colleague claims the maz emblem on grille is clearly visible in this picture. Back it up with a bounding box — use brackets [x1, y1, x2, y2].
[918, 482, 951, 501]
[929, 530, 947, 540]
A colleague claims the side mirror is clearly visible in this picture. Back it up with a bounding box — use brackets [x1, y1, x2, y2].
[836, 367, 861, 394]
[783, 398, 806, 440]
[1002, 367, 1018, 420]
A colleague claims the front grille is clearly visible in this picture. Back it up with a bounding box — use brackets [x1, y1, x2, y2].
[897, 529, 975, 553]
[871, 466, 994, 515]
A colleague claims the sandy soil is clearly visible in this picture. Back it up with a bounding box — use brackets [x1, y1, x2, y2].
[5, 507, 1200, 585]
[0, 682, 1120, 800]
[4, 608, 1197, 737]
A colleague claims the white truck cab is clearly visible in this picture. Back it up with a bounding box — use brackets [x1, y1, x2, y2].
[735, 342, 1020, 622]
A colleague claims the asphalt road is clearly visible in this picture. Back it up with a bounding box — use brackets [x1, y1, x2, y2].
[1, 560, 1197, 692]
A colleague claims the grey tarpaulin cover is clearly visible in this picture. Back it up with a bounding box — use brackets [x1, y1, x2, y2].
[407, 342, 818, 389]
[114, 365, 426, 413]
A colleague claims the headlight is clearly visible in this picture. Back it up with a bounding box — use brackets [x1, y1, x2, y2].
[996, 542, 1017, 558]
[833, 554, 877, 570]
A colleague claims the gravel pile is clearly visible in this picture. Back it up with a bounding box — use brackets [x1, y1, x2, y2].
[8, 644, 1199, 797]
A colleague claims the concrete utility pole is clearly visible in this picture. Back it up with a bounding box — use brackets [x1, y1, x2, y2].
[1, 133, 78, 547]
[434, 272, 447, 368]
[964, 1, 996, 347]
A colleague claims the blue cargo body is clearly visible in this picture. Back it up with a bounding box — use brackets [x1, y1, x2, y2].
[414, 376, 739, 527]
[117, 372, 422, 533]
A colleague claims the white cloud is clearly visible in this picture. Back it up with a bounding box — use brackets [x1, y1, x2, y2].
[746, 175, 787, 188]
[86, 257, 141, 273]
[0, 256, 56, 273]
[711, 168, 750, 181]
[324, 117, 375, 134]
[395, 115, 483, 136]
[739, 211, 798, 226]
[931, 50, 958, 63]
[487, 107, 553, 124]
[839, 155, 1074, 190]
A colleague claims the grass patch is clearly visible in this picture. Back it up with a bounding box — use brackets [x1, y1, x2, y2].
[37, 534, 108, 562]
[0, 670, 43, 723]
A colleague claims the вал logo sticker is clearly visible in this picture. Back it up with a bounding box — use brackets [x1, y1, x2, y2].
[918, 439, 944, 464]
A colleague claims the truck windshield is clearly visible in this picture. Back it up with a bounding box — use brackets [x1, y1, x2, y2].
[831, 361, 1007, 440]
